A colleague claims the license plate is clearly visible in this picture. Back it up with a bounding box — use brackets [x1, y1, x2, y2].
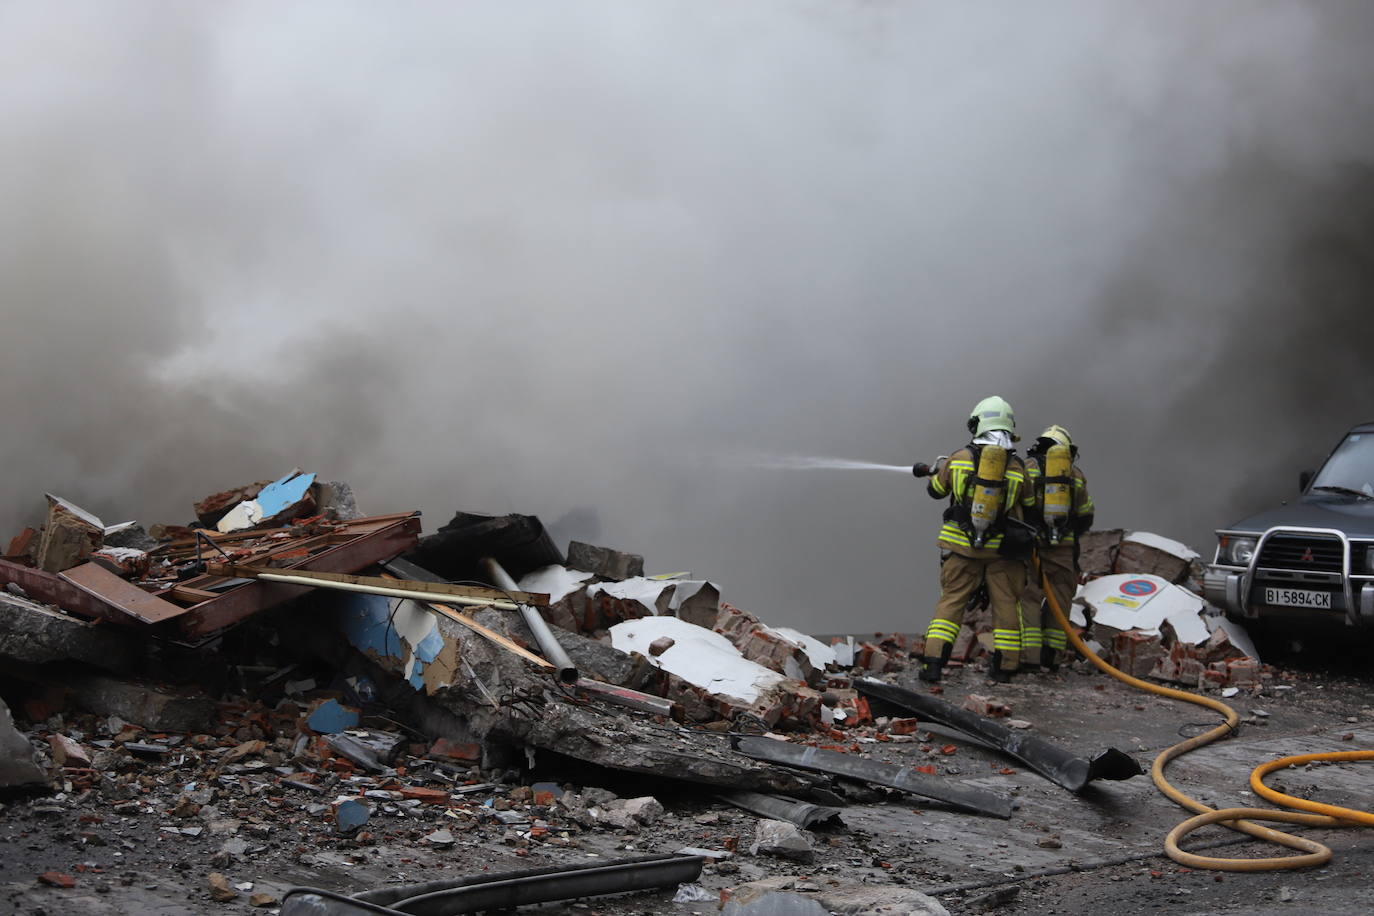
[1264, 587, 1333, 609]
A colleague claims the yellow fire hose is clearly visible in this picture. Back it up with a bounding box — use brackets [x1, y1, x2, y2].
[1036, 555, 1374, 870]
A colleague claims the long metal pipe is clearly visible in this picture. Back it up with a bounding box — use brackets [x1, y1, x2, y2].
[480, 557, 578, 684]
[246, 570, 520, 610]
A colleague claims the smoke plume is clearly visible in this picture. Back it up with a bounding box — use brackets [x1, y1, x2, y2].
[3, 2, 1373, 632]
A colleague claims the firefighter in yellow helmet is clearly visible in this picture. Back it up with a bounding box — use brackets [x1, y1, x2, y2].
[912, 396, 1037, 684]
[1020, 424, 1094, 671]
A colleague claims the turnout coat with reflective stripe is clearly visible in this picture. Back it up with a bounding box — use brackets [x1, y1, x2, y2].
[927, 446, 1035, 558]
[1023, 457, 1094, 545]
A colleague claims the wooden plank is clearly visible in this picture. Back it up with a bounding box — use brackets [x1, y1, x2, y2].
[176, 515, 422, 637]
[205, 563, 548, 607]
[60, 562, 187, 624]
[0, 558, 130, 624]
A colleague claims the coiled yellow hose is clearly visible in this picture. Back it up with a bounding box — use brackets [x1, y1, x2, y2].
[1036, 555, 1374, 870]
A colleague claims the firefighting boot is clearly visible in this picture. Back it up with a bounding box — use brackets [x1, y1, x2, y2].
[1041, 645, 1061, 673]
[989, 650, 1014, 684]
[919, 640, 953, 684]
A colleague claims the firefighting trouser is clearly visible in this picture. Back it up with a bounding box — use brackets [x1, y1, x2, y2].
[924, 551, 1026, 673]
[1020, 544, 1076, 659]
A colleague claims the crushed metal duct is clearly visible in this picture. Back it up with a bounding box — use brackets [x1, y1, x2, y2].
[719, 790, 844, 828]
[855, 677, 1142, 793]
[278, 852, 704, 915]
[731, 736, 1013, 819]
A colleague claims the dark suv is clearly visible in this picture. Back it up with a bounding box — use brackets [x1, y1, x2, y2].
[1204, 422, 1374, 629]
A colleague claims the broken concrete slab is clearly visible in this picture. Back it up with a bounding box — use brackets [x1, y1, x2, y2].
[312, 480, 362, 521]
[0, 592, 140, 673]
[69, 675, 216, 733]
[733, 735, 1013, 818]
[0, 697, 46, 791]
[566, 540, 644, 581]
[36, 493, 106, 573]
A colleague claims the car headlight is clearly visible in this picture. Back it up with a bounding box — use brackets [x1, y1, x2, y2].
[1228, 537, 1258, 566]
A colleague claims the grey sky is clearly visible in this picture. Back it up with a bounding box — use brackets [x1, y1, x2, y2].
[3, 2, 1372, 632]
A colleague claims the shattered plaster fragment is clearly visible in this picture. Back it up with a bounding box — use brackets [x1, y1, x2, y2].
[610, 615, 787, 705]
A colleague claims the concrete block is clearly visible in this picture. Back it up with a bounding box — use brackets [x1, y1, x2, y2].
[0, 697, 47, 790]
[36, 494, 106, 573]
[566, 541, 644, 581]
[70, 675, 216, 733]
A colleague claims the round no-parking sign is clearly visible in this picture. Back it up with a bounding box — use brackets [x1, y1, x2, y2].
[1120, 578, 1158, 597]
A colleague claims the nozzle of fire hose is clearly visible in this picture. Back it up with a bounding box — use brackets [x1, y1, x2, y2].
[913, 462, 932, 478]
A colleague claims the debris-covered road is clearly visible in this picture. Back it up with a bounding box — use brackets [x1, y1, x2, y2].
[2, 474, 1371, 915]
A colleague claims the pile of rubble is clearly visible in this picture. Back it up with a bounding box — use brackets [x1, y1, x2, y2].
[0, 470, 1259, 913]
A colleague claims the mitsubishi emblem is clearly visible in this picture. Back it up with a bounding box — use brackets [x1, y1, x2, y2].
[1301, 547, 1315, 563]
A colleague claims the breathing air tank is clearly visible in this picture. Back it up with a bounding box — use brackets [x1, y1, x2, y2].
[1042, 443, 1073, 545]
[967, 445, 1008, 548]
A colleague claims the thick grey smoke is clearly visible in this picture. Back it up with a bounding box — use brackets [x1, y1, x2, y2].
[3, 2, 1373, 632]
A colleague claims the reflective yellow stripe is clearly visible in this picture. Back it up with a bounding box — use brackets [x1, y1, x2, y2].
[993, 628, 1021, 650]
[1045, 629, 1068, 650]
[1021, 627, 1043, 649]
[926, 620, 960, 641]
[938, 525, 1006, 549]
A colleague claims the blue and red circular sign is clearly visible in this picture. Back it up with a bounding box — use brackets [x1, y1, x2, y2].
[1120, 578, 1158, 597]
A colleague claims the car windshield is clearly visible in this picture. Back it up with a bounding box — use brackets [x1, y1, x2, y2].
[1309, 432, 1374, 498]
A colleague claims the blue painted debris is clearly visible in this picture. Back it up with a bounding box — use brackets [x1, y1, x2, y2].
[334, 593, 446, 691]
[256, 471, 316, 518]
[334, 798, 371, 833]
[215, 469, 318, 532]
[306, 699, 360, 735]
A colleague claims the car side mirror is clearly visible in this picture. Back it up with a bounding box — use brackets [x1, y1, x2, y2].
[1299, 469, 1314, 492]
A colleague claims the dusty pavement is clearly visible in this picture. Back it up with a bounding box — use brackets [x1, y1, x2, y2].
[3, 652, 1370, 916]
